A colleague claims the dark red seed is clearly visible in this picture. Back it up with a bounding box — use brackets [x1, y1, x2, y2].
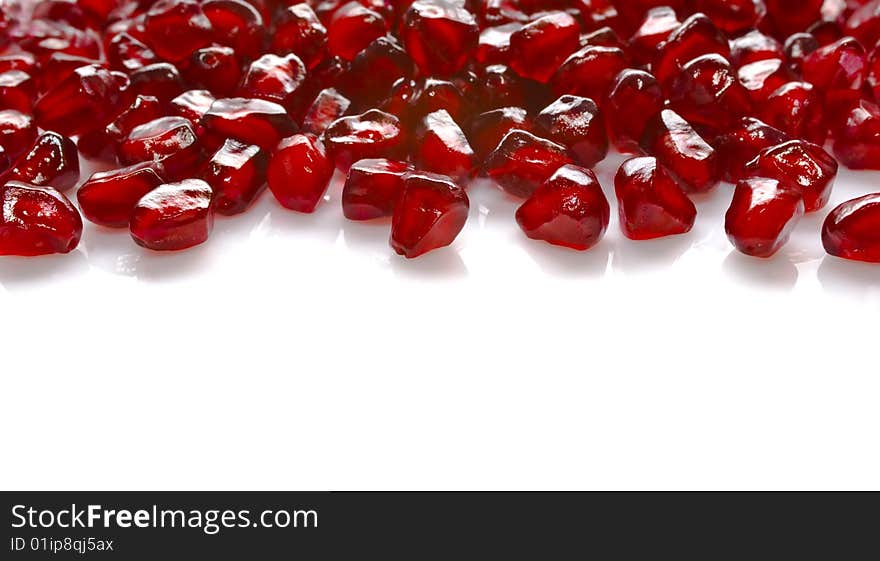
[822, 192, 880, 262]
[343, 36, 414, 107]
[0, 70, 37, 113]
[267, 134, 334, 213]
[239, 53, 308, 113]
[729, 29, 783, 67]
[77, 162, 166, 227]
[474, 64, 529, 114]
[302, 88, 352, 136]
[7, 132, 79, 192]
[469, 106, 532, 162]
[766, 0, 823, 37]
[119, 116, 203, 181]
[783, 32, 819, 74]
[515, 164, 609, 251]
[737, 58, 791, 103]
[38, 53, 102, 94]
[652, 13, 730, 89]
[0, 180, 83, 256]
[413, 110, 474, 179]
[509, 11, 581, 83]
[0, 109, 37, 159]
[128, 62, 186, 105]
[477, 22, 521, 66]
[322, 109, 406, 171]
[201, 139, 269, 215]
[691, 0, 766, 35]
[714, 117, 790, 183]
[271, 3, 329, 70]
[551, 45, 628, 101]
[668, 54, 752, 134]
[143, 0, 213, 63]
[202, 0, 264, 60]
[483, 129, 573, 198]
[342, 158, 412, 220]
[640, 109, 719, 193]
[170, 90, 216, 133]
[106, 32, 158, 72]
[759, 81, 826, 145]
[831, 99, 880, 170]
[202, 98, 298, 151]
[130, 178, 215, 251]
[605, 69, 664, 154]
[744, 139, 837, 212]
[802, 36, 867, 93]
[185, 47, 242, 98]
[401, 0, 479, 77]
[614, 156, 696, 240]
[327, 2, 387, 61]
[105, 95, 166, 147]
[534, 95, 607, 167]
[725, 177, 804, 258]
[391, 171, 469, 258]
[628, 7, 680, 66]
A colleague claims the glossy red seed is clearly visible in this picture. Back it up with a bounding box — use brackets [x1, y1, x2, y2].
[0, 180, 83, 256]
[652, 14, 730, 89]
[33, 0, 89, 29]
[391, 171, 469, 258]
[765, 0, 823, 37]
[342, 158, 412, 220]
[605, 69, 664, 154]
[105, 95, 165, 147]
[239, 53, 309, 115]
[0, 110, 37, 159]
[119, 116, 203, 181]
[730, 29, 783, 66]
[474, 64, 530, 114]
[272, 3, 328, 69]
[714, 117, 790, 183]
[267, 134, 334, 212]
[203, 0, 264, 60]
[343, 36, 414, 107]
[784, 32, 819, 74]
[0, 53, 37, 75]
[327, 2, 386, 61]
[37, 53, 100, 95]
[845, 0, 880, 48]
[15, 19, 100, 63]
[668, 54, 753, 134]
[614, 156, 696, 240]
[534, 95, 607, 167]
[130, 178, 214, 251]
[185, 47, 242, 98]
[34, 64, 123, 137]
[822, 193, 880, 262]
[143, 0, 213, 63]
[413, 109, 474, 179]
[0, 70, 37, 113]
[802, 36, 867, 92]
[322, 109, 405, 171]
[128, 62, 186, 105]
[640, 109, 719, 193]
[744, 139, 837, 212]
[202, 98, 298, 151]
[759, 81, 826, 145]
[831, 99, 880, 170]
[201, 139, 268, 215]
[725, 177, 804, 258]
[170, 90, 216, 132]
[409, 78, 470, 123]
[7, 132, 79, 192]
[516, 164, 609, 251]
[551, 45, 628, 101]
[738, 58, 791, 103]
[401, 0, 479, 77]
[508, 11, 581, 83]
[483, 129, 573, 198]
[77, 162, 166, 227]
[469, 106, 532, 162]
[614, 0, 685, 35]
[106, 32, 158, 72]
[628, 6, 679, 66]
[477, 22, 521, 66]
[692, 0, 766, 35]
[303, 88, 352, 136]
[580, 26, 625, 50]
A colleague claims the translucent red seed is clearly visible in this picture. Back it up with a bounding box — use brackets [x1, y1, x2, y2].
[614, 156, 696, 240]
[201, 139, 268, 215]
[130, 178, 215, 251]
[322, 109, 406, 171]
[401, 0, 479, 77]
[534, 95, 607, 168]
[267, 134, 334, 213]
[0, 109, 37, 159]
[413, 110, 474, 179]
[744, 139, 838, 212]
[640, 109, 720, 193]
[725, 177, 804, 258]
[201, 98, 298, 151]
[119, 116, 203, 181]
[343, 158, 412, 221]
[483, 129, 573, 198]
[78, 162, 166, 228]
[391, 171, 469, 258]
[509, 11, 581, 84]
[0, 180, 83, 256]
[7, 132, 79, 192]
[822, 193, 880, 262]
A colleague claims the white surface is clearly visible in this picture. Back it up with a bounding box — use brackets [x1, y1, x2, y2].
[1, 151, 879, 491]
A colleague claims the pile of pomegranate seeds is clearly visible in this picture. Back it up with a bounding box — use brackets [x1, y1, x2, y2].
[3, 1, 880, 263]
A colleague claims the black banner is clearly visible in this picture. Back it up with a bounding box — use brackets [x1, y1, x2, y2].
[1, 492, 877, 558]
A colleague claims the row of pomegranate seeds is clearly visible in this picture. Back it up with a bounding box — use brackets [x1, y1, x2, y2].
[2, 0, 880, 261]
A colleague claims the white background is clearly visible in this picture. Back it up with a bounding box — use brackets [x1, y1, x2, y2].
[1, 151, 878, 490]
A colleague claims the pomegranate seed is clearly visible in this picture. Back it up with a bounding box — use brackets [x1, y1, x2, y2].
[413, 110, 474, 179]
[691, 0, 766, 35]
[107, 32, 158, 72]
[119, 116, 204, 181]
[759, 81, 826, 145]
[0, 109, 37, 159]
[784, 32, 819, 74]
[33, 1, 89, 29]
[185, 47, 241, 98]
[652, 13, 730, 89]
[867, 44, 880, 103]
[0, 70, 37, 113]
[730, 30, 783, 66]
[77, 162, 166, 227]
[628, 6, 680, 66]
[822, 193, 880, 262]
[831, 99, 880, 170]
[343, 36, 414, 107]
[477, 22, 521, 66]
[171, 90, 216, 131]
[128, 62, 187, 105]
[202, 139, 269, 215]
[7, 132, 79, 192]
[38, 53, 102, 94]
[765, 0, 823, 37]
[640, 109, 719, 193]
[302, 88, 352, 136]
[534, 95, 607, 167]
[143, 0, 213, 63]
[615, 1, 685, 35]
[714, 117, 790, 183]
[483, 129, 573, 198]
[845, 0, 880, 49]
[0, 180, 83, 256]
[551, 45, 628, 101]
[342, 158, 412, 221]
[271, 4, 328, 69]
[802, 36, 868, 93]
[410, 78, 471, 123]
[105, 95, 165, 148]
[322, 109, 405, 171]
[580, 26, 625, 50]
[614, 156, 696, 240]
[475, 65, 529, 114]
[668, 54, 753, 134]
[808, 20, 845, 48]
[401, 0, 479, 77]
[738, 58, 791, 103]
[267, 134, 334, 213]
[744, 139, 838, 212]
[130, 178, 215, 251]
[327, 2, 387, 61]
[240, 53, 308, 114]
[605, 69, 664, 154]
[16, 19, 100, 63]
[0, 53, 37, 75]
[202, 98, 298, 151]
[515, 164, 609, 250]
[391, 171, 469, 258]
[509, 11, 581, 83]
[469, 106, 532, 162]
[202, 0, 264, 60]
[725, 177, 804, 258]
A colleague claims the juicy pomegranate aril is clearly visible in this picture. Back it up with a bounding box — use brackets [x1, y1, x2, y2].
[391, 171, 469, 259]
[0, 181, 82, 256]
[823, 193, 880, 263]
[130, 179, 215, 251]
